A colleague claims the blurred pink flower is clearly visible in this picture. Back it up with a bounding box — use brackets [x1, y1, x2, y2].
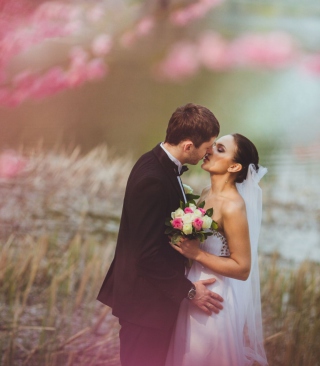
[136, 16, 155, 36]
[92, 34, 112, 57]
[154, 42, 200, 82]
[198, 32, 231, 70]
[87, 5, 105, 23]
[170, 0, 223, 26]
[0, 151, 27, 179]
[86, 59, 108, 80]
[229, 32, 296, 68]
[32, 67, 68, 98]
[301, 54, 320, 75]
[69, 47, 89, 66]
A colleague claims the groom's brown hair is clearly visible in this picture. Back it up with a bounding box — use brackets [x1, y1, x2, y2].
[164, 103, 220, 148]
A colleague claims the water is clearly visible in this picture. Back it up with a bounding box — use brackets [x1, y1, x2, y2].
[260, 151, 320, 264]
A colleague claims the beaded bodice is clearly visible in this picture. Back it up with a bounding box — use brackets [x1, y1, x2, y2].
[199, 230, 230, 257]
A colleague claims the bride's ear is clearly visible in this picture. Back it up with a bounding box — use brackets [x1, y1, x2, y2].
[227, 163, 242, 173]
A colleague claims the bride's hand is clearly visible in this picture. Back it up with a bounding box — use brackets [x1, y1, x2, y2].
[170, 237, 201, 260]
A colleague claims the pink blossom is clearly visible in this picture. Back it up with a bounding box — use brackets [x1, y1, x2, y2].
[184, 207, 194, 214]
[229, 32, 296, 68]
[154, 42, 200, 82]
[92, 34, 112, 57]
[198, 32, 231, 70]
[136, 16, 155, 36]
[30, 67, 67, 98]
[170, 0, 223, 26]
[70, 46, 89, 63]
[301, 54, 320, 75]
[171, 218, 184, 230]
[198, 208, 206, 215]
[0, 151, 27, 179]
[86, 59, 108, 80]
[192, 217, 204, 231]
[87, 5, 105, 23]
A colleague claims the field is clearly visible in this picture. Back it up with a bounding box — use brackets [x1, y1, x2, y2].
[0, 147, 319, 366]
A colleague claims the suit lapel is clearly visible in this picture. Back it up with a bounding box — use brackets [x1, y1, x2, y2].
[152, 144, 185, 203]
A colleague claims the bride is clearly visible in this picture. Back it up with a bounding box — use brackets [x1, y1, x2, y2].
[166, 133, 268, 366]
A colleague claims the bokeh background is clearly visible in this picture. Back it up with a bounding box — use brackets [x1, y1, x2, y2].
[0, 1, 320, 365]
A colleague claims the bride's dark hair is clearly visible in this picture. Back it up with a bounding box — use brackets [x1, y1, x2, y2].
[232, 133, 259, 183]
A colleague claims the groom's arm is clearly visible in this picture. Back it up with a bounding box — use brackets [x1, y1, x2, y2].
[127, 176, 192, 304]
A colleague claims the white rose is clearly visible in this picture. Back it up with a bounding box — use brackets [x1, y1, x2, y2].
[183, 184, 193, 194]
[182, 213, 195, 224]
[202, 215, 213, 229]
[193, 209, 203, 218]
[182, 223, 193, 235]
[171, 208, 184, 219]
[189, 203, 197, 211]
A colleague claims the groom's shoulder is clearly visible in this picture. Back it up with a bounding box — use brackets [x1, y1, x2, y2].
[133, 145, 160, 170]
[129, 147, 165, 182]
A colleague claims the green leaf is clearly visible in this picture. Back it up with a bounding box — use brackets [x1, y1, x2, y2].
[211, 220, 218, 230]
[171, 233, 183, 245]
[179, 200, 185, 209]
[206, 208, 213, 217]
[186, 193, 200, 201]
[199, 232, 205, 242]
[165, 227, 174, 235]
[198, 201, 205, 208]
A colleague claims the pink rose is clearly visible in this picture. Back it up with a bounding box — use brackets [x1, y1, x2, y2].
[192, 218, 203, 231]
[184, 207, 194, 214]
[171, 218, 183, 230]
[198, 208, 206, 215]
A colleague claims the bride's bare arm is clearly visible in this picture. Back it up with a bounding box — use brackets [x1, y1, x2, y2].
[171, 201, 251, 281]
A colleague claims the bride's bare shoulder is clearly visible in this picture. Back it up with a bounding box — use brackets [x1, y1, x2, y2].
[222, 192, 246, 217]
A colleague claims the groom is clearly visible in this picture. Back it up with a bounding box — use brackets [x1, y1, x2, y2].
[97, 103, 223, 366]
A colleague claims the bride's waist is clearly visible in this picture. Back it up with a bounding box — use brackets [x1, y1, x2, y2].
[187, 262, 225, 283]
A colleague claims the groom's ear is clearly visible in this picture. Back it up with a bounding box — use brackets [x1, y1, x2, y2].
[227, 163, 242, 173]
[181, 140, 194, 152]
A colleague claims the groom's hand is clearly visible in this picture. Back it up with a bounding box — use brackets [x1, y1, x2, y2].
[192, 278, 223, 315]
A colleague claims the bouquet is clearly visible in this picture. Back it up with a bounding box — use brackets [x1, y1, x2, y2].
[165, 184, 218, 245]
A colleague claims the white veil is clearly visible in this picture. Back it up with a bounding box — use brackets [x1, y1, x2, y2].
[235, 164, 268, 366]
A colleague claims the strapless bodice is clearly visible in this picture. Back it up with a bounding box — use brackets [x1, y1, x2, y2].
[200, 230, 230, 257]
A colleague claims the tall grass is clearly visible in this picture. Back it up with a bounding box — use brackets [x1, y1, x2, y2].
[1, 146, 319, 365]
[1, 235, 320, 365]
[0, 233, 120, 366]
[262, 255, 320, 366]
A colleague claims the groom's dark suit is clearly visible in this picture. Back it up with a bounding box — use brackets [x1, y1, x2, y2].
[97, 143, 193, 365]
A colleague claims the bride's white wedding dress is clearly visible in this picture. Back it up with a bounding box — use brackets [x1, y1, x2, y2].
[166, 165, 268, 366]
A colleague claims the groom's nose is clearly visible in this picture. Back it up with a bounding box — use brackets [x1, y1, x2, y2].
[207, 145, 214, 154]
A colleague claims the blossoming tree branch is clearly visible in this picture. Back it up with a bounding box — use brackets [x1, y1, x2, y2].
[0, 0, 319, 108]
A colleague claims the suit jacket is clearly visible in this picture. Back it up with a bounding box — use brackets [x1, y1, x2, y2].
[97, 144, 193, 330]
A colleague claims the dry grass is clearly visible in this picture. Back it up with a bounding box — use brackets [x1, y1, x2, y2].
[0, 233, 120, 366]
[262, 254, 320, 366]
[1, 147, 319, 365]
[1, 235, 320, 365]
